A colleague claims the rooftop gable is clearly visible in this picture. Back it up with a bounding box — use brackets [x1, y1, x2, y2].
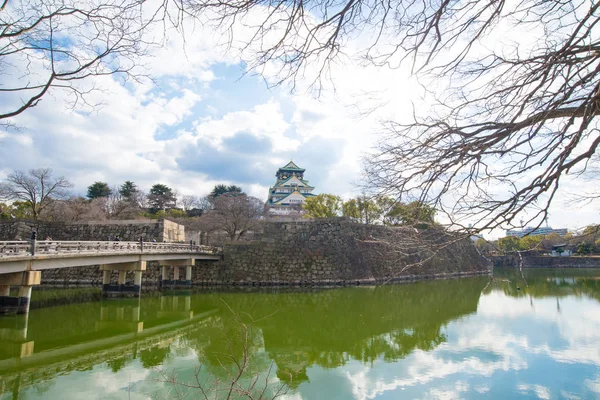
[273, 190, 309, 204]
[275, 176, 310, 187]
[279, 160, 305, 171]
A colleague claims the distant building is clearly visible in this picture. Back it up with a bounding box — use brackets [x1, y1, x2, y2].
[505, 226, 568, 238]
[267, 161, 316, 215]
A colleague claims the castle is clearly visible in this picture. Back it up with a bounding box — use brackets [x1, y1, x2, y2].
[267, 161, 316, 215]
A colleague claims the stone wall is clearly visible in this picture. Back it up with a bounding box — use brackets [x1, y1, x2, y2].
[493, 255, 600, 268]
[0, 219, 185, 242]
[192, 218, 490, 285]
[21, 218, 490, 288]
[40, 263, 164, 287]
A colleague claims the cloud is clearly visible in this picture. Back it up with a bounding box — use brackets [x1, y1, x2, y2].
[176, 132, 275, 185]
[1, 0, 597, 234]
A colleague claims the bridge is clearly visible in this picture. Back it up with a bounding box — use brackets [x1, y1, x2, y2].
[0, 240, 222, 314]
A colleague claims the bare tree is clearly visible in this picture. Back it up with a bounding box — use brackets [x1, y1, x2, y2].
[44, 196, 107, 222]
[105, 186, 143, 219]
[0, 0, 181, 128]
[0, 168, 72, 219]
[201, 193, 264, 241]
[180, 195, 200, 211]
[180, 0, 600, 232]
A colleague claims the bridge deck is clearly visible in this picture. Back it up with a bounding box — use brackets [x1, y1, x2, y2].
[0, 241, 222, 273]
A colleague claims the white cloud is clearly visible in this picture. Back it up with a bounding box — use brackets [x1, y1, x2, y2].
[1, 0, 599, 234]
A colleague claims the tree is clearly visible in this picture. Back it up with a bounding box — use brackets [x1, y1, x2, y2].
[519, 235, 543, 251]
[147, 184, 176, 213]
[303, 194, 342, 218]
[540, 233, 563, 251]
[342, 196, 381, 224]
[180, 195, 200, 211]
[0, 168, 72, 219]
[475, 238, 495, 255]
[104, 185, 143, 219]
[576, 242, 593, 256]
[342, 199, 360, 221]
[44, 197, 107, 222]
[87, 182, 111, 199]
[0, 0, 175, 128]
[186, 0, 600, 233]
[119, 181, 138, 199]
[0, 201, 32, 219]
[209, 184, 243, 200]
[498, 236, 521, 253]
[378, 198, 436, 226]
[201, 194, 264, 240]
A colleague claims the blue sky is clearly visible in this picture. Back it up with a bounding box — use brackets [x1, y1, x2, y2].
[1, 4, 599, 238]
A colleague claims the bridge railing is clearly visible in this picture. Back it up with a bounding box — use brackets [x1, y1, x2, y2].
[0, 241, 222, 258]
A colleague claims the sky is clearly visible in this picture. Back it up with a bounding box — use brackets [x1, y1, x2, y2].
[1, 1, 599, 239]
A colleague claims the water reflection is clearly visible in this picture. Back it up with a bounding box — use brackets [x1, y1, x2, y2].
[0, 269, 599, 399]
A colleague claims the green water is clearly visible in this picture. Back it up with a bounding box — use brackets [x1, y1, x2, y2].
[0, 268, 599, 399]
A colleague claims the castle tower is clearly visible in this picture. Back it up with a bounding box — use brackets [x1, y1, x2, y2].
[267, 161, 316, 215]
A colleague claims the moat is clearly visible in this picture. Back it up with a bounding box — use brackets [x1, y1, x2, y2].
[1, 268, 599, 399]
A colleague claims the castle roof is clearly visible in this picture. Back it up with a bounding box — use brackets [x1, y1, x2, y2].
[270, 189, 315, 205]
[278, 160, 305, 172]
[273, 175, 314, 188]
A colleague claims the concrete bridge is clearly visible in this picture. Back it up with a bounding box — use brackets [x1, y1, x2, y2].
[0, 240, 222, 314]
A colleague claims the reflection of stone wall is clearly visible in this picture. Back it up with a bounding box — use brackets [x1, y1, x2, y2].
[0, 219, 185, 242]
[193, 218, 490, 285]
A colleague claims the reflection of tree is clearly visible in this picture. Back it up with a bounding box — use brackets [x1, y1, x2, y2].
[1, 278, 486, 395]
[140, 345, 170, 368]
[490, 268, 600, 301]
[107, 357, 128, 373]
[188, 277, 486, 380]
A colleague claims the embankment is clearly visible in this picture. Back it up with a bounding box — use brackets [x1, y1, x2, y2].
[34, 218, 490, 287]
[493, 254, 600, 269]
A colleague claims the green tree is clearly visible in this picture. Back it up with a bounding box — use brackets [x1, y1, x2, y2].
[87, 182, 111, 199]
[582, 225, 600, 236]
[475, 238, 495, 254]
[577, 242, 592, 256]
[519, 235, 543, 251]
[303, 194, 342, 218]
[343, 196, 381, 224]
[378, 198, 436, 226]
[119, 181, 138, 198]
[342, 199, 360, 220]
[209, 184, 243, 200]
[147, 184, 176, 213]
[498, 236, 521, 253]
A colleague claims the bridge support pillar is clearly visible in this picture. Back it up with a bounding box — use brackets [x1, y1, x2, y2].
[118, 271, 127, 285]
[0, 271, 40, 315]
[158, 259, 194, 289]
[186, 266, 192, 283]
[102, 270, 111, 286]
[100, 261, 146, 298]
